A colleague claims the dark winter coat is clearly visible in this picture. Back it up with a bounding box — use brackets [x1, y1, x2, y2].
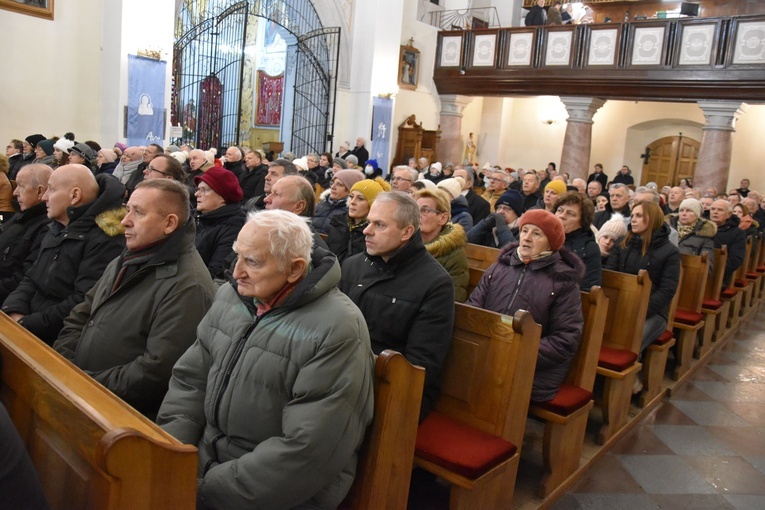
[0, 202, 50, 303]
[340, 234, 455, 420]
[53, 220, 216, 418]
[2, 175, 127, 344]
[593, 203, 630, 230]
[326, 214, 367, 265]
[467, 213, 517, 249]
[96, 161, 118, 175]
[525, 5, 547, 26]
[605, 223, 680, 321]
[313, 196, 348, 235]
[712, 214, 747, 289]
[612, 173, 634, 186]
[564, 227, 602, 291]
[237, 164, 267, 201]
[195, 203, 246, 280]
[587, 171, 609, 190]
[450, 195, 473, 233]
[467, 243, 584, 402]
[667, 215, 716, 274]
[350, 145, 369, 167]
[466, 189, 491, 223]
[425, 223, 469, 302]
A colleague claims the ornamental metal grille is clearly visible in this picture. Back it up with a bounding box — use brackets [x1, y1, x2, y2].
[173, 0, 339, 153]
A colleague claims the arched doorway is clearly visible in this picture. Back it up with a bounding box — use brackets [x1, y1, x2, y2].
[171, 0, 340, 155]
[640, 135, 700, 187]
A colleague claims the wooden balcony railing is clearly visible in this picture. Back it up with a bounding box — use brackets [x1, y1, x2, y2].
[433, 15, 765, 101]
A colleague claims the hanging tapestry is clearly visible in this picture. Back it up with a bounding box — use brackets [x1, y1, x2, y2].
[198, 75, 223, 150]
[127, 55, 166, 147]
[256, 71, 284, 126]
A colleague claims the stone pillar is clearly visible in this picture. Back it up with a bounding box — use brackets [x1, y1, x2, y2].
[559, 97, 607, 181]
[694, 101, 748, 194]
[439, 95, 473, 166]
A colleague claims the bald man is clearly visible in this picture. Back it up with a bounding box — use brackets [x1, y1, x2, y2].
[2, 165, 127, 344]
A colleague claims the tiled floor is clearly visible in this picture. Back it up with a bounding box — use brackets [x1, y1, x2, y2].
[553, 315, 765, 510]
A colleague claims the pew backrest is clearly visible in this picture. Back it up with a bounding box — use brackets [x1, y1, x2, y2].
[437, 303, 541, 447]
[704, 247, 728, 301]
[465, 243, 501, 270]
[0, 315, 197, 510]
[600, 269, 652, 354]
[467, 266, 484, 298]
[343, 350, 425, 510]
[734, 237, 753, 282]
[571, 287, 608, 391]
[678, 253, 709, 313]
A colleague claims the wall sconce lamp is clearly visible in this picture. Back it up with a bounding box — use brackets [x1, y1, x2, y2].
[541, 118, 559, 126]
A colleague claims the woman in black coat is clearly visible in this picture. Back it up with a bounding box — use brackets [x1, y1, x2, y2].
[554, 191, 602, 291]
[605, 200, 680, 354]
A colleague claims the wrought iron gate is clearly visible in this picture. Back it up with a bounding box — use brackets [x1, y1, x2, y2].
[172, 0, 339, 154]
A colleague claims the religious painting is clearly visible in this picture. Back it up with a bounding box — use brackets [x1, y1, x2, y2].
[587, 28, 618, 66]
[678, 24, 715, 66]
[472, 34, 496, 67]
[439, 35, 462, 68]
[0, 0, 53, 20]
[256, 71, 284, 126]
[631, 26, 665, 66]
[507, 32, 533, 67]
[399, 44, 420, 90]
[545, 31, 572, 67]
[732, 21, 765, 64]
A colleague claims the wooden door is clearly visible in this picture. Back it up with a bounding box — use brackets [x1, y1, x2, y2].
[640, 136, 700, 187]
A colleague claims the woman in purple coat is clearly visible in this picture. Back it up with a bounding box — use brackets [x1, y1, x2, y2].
[467, 209, 584, 402]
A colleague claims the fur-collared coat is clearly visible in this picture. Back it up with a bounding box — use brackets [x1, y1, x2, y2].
[467, 243, 585, 402]
[666, 214, 717, 274]
[424, 223, 469, 302]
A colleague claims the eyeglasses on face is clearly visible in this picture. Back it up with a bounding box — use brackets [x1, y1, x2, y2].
[420, 206, 443, 216]
[392, 176, 413, 183]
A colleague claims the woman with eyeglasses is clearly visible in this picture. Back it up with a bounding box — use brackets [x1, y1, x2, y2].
[415, 188, 469, 302]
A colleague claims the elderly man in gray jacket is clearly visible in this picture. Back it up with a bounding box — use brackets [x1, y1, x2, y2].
[54, 179, 216, 418]
[157, 209, 374, 510]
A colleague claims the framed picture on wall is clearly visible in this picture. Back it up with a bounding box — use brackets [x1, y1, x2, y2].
[398, 44, 420, 90]
[0, 0, 54, 20]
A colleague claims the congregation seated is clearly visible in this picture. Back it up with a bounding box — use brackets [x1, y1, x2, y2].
[604, 200, 680, 355]
[237, 148, 268, 201]
[436, 177, 473, 233]
[666, 198, 716, 273]
[339, 191, 454, 421]
[415, 188, 469, 302]
[313, 169, 364, 234]
[596, 214, 628, 264]
[2, 166, 126, 344]
[53, 179, 216, 418]
[710, 199, 747, 289]
[733, 202, 759, 239]
[532, 179, 566, 213]
[326, 178, 384, 264]
[521, 172, 542, 212]
[553, 191, 602, 291]
[141, 153, 186, 181]
[95, 148, 118, 174]
[467, 209, 584, 403]
[193, 166, 246, 280]
[453, 166, 491, 223]
[264, 174, 329, 251]
[390, 165, 418, 194]
[0, 154, 15, 221]
[0, 164, 52, 303]
[467, 189, 523, 249]
[244, 158, 298, 211]
[593, 183, 631, 229]
[481, 168, 510, 211]
[158, 210, 374, 509]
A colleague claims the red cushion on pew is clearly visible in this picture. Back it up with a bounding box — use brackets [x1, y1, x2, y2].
[746, 272, 760, 279]
[598, 347, 638, 372]
[674, 309, 704, 326]
[653, 330, 674, 345]
[734, 279, 748, 288]
[757, 265, 765, 273]
[415, 411, 517, 479]
[532, 383, 593, 416]
[721, 288, 738, 299]
[702, 299, 723, 310]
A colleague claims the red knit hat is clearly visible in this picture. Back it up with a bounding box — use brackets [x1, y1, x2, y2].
[518, 209, 565, 251]
[194, 166, 243, 204]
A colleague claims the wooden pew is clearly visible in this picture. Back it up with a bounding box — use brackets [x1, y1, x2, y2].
[0, 314, 197, 510]
[734, 237, 755, 318]
[414, 304, 541, 510]
[745, 235, 764, 309]
[595, 269, 651, 445]
[528, 286, 608, 498]
[672, 253, 709, 380]
[465, 243, 501, 270]
[342, 350, 425, 510]
[756, 236, 765, 300]
[700, 247, 729, 353]
[640, 267, 680, 407]
[724, 237, 753, 328]
[467, 266, 484, 298]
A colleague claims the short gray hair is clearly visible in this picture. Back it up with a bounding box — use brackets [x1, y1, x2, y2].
[609, 183, 630, 193]
[394, 165, 418, 182]
[634, 186, 660, 204]
[245, 209, 313, 274]
[373, 191, 420, 230]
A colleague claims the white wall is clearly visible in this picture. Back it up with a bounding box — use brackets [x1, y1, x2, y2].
[0, 1, 103, 143]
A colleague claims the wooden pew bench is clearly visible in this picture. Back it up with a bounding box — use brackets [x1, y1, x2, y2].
[723, 237, 752, 329]
[672, 253, 709, 380]
[733, 237, 755, 319]
[701, 247, 729, 352]
[0, 314, 197, 510]
[414, 304, 541, 509]
[595, 269, 651, 444]
[528, 286, 607, 497]
[342, 350, 425, 510]
[465, 243, 501, 270]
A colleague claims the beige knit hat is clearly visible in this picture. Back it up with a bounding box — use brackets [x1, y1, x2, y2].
[598, 213, 628, 241]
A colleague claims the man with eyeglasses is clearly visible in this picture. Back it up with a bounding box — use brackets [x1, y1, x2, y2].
[481, 169, 510, 212]
[143, 154, 184, 181]
[391, 165, 418, 193]
[339, 191, 454, 421]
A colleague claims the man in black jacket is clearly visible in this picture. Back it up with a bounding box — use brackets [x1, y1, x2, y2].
[455, 166, 490, 223]
[710, 199, 747, 289]
[525, 0, 547, 26]
[0, 164, 52, 303]
[2, 165, 126, 344]
[339, 191, 454, 420]
[350, 137, 369, 167]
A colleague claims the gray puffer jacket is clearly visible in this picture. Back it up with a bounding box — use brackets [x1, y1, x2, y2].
[158, 247, 374, 510]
